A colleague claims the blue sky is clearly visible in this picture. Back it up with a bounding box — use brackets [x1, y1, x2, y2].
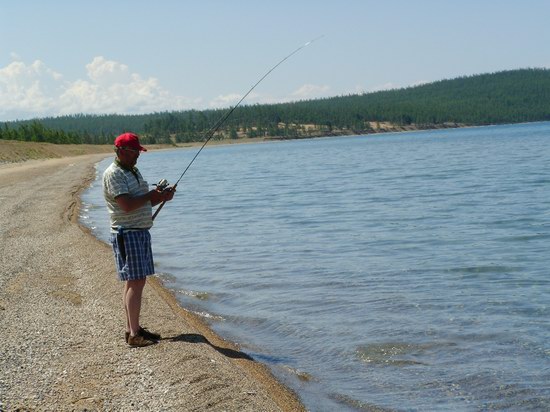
[1, 0, 549, 121]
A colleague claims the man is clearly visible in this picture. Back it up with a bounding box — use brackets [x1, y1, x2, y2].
[103, 132, 175, 347]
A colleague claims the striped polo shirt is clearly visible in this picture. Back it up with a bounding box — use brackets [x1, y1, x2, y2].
[103, 160, 153, 232]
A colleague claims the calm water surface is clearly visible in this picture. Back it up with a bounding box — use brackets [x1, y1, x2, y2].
[82, 123, 550, 411]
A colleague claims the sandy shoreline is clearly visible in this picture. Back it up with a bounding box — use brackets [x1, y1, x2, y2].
[0, 154, 304, 411]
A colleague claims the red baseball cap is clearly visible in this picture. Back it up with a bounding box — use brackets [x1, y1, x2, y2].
[114, 132, 147, 152]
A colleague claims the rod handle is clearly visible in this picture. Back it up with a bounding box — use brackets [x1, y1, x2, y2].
[152, 201, 166, 221]
[151, 183, 177, 221]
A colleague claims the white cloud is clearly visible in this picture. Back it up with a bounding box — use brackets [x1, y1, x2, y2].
[345, 84, 367, 95]
[0, 57, 339, 120]
[410, 79, 429, 87]
[208, 90, 299, 108]
[10, 52, 22, 62]
[208, 93, 242, 108]
[207, 84, 332, 109]
[86, 56, 132, 86]
[0, 60, 63, 119]
[369, 82, 398, 92]
[290, 84, 330, 100]
[0, 56, 197, 121]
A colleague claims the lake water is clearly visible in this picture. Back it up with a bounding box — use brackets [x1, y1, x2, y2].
[81, 123, 550, 411]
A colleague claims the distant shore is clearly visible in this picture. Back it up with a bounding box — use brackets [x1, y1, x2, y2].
[0, 153, 304, 411]
[0, 136, 269, 164]
[0, 121, 468, 164]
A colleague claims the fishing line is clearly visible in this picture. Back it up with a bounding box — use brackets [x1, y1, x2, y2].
[152, 36, 323, 221]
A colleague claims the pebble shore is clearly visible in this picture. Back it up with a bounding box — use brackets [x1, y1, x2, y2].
[0, 155, 304, 411]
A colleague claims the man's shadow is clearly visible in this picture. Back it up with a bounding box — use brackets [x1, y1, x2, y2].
[164, 333, 254, 361]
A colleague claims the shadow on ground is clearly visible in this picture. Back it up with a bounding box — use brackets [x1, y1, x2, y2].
[165, 333, 254, 361]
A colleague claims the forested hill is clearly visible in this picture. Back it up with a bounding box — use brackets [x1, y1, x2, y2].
[3, 68, 550, 145]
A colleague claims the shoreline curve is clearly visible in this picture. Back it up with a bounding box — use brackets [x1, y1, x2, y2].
[0, 153, 304, 411]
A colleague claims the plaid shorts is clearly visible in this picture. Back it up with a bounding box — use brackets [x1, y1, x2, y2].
[110, 229, 155, 281]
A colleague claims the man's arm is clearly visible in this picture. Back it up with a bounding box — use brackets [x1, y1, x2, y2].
[116, 187, 176, 212]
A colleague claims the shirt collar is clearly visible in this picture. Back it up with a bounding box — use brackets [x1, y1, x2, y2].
[115, 158, 138, 173]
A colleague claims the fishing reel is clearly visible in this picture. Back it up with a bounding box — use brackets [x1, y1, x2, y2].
[154, 179, 170, 192]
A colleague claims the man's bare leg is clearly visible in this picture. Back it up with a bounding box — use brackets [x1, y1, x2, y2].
[124, 278, 146, 336]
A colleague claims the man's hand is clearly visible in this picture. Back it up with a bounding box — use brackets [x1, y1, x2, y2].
[150, 186, 175, 206]
[159, 186, 176, 202]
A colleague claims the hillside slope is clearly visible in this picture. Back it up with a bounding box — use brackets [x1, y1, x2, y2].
[3, 68, 550, 144]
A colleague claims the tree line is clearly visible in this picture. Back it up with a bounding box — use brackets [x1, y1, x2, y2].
[3, 68, 550, 145]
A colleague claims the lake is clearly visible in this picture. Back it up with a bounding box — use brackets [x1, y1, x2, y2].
[81, 122, 550, 411]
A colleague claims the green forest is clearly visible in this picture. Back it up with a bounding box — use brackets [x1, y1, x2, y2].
[2, 68, 550, 145]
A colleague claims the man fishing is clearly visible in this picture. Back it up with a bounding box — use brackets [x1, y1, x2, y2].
[103, 132, 175, 347]
[98, 39, 317, 348]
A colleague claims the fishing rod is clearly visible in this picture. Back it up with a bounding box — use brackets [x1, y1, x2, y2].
[152, 36, 323, 221]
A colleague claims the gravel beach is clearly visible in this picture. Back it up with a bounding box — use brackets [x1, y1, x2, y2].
[0, 155, 304, 411]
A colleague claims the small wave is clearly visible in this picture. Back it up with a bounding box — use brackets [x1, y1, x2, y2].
[355, 341, 456, 367]
[445, 265, 522, 274]
[175, 288, 210, 300]
[155, 272, 177, 283]
[280, 365, 316, 382]
[190, 310, 224, 321]
[497, 233, 550, 242]
[329, 392, 397, 411]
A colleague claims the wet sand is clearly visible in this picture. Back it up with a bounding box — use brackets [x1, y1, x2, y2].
[0, 154, 304, 411]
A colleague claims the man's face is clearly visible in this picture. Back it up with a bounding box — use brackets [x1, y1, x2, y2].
[117, 146, 140, 167]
